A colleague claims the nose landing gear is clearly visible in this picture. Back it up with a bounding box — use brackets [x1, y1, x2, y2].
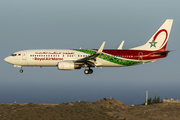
[14, 65, 23, 73]
[20, 69, 23, 73]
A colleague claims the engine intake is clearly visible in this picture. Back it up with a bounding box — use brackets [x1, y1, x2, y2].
[58, 61, 81, 70]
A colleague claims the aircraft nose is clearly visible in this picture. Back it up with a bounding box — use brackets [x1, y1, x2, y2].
[4, 57, 10, 63]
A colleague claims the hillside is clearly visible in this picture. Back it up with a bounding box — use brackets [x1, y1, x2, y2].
[0, 98, 180, 120]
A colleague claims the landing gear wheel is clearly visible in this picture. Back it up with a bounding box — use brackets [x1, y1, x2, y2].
[84, 69, 89, 75]
[89, 69, 93, 74]
[84, 69, 93, 74]
[20, 69, 23, 73]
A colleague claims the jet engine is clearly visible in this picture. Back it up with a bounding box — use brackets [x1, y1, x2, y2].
[58, 61, 81, 70]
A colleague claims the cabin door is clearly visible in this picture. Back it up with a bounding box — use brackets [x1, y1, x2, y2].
[22, 52, 27, 60]
[73, 54, 77, 59]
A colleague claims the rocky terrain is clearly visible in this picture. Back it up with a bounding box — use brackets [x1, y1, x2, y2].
[0, 98, 180, 120]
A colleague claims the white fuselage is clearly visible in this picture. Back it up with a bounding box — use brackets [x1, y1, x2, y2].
[4, 49, 122, 67]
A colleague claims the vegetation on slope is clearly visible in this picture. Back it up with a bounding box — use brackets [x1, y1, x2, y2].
[0, 98, 128, 120]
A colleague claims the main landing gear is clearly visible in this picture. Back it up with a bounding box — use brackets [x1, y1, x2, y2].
[84, 67, 93, 75]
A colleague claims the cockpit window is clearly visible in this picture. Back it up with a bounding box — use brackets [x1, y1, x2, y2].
[11, 54, 17, 56]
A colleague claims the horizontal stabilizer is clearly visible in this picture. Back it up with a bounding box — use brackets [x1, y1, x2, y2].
[152, 50, 170, 55]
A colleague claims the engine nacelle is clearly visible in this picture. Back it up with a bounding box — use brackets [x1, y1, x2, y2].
[58, 61, 81, 70]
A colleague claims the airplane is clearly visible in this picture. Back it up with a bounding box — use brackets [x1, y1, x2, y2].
[4, 19, 173, 74]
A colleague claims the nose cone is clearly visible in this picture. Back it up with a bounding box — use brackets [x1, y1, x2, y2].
[4, 57, 10, 63]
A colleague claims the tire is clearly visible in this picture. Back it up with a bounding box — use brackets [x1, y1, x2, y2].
[84, 70, 89, 74]
[89, 69, 93, 74]
[20, 69, 23, 73]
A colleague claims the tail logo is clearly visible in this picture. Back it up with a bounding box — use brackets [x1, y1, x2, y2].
[149, 40, 157, 48]
[149, 29, 168, 48]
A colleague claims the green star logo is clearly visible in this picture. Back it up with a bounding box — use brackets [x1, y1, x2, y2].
[149, 40, 157, 48]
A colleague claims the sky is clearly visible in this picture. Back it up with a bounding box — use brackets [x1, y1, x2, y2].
[0, 0, 180, 105]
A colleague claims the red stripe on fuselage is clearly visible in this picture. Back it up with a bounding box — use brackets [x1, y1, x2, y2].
[93, 49, 168, 60]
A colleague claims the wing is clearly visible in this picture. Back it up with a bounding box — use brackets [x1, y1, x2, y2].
[74, 42, 105, 67]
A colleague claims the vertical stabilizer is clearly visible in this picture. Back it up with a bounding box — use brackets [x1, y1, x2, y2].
[131, 19, 173, 51]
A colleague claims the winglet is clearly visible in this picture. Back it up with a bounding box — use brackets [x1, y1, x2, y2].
[117, 41, 124, 50]
[97, 42, 105, 54]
